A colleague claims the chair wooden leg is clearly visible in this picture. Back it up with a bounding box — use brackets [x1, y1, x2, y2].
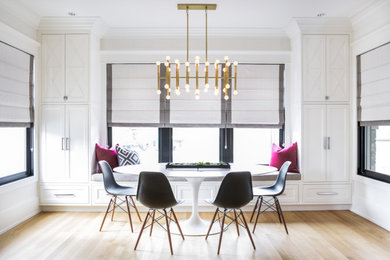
[130, 196, 142, 222]
[163, 209, 174, 255]
[217, 210, 226, 255]
[171, 208, 185, 240]
[205, 208, 219, 240]
[125, 196, 134, 232]
[134, 211, 150, 251]
[274, 196, 282, 223]
[99, 198, 113, 232]
[233, 209, 240, 236]
[111, 196, 117, 221]
[275, 197, 288, 234]
[239, 209, 256, 250]
[250, 196, 260, 222]
[252, 196, 263, 233]
[149, 210, 155, 236]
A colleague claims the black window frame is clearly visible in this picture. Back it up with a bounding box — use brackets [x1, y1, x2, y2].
[108, 126, 284, 164]
[0, 127, 34, 186]
[358, 124, 390, 184]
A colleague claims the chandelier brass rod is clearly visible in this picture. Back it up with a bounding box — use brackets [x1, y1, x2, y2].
[186, 6, 189, 62]
[205, 6, 208, 62]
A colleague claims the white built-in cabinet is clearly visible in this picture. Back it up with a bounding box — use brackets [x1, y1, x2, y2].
[41, 34, 89, 103]
[39, 32, 91, 206]
[302, 104, 349, 182]
[303, 35, 349, 102]
[40, 104, 89, 182]
[301, 34, 351, 204]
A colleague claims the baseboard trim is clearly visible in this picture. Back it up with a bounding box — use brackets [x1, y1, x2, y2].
[40, 204, 352, 213]
[0, 208, 40, 235]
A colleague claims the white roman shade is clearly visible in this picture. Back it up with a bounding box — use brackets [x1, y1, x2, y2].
[358, 42, 390, 125]
[0, 42, 33, 126]
[168, 64, 222, 127]
[230, 64, 283, 128]
[109, 64, 162, 126]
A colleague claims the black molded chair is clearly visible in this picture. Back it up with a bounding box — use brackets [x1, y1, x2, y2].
[98, 160, 142, 232]
[134, 171, 184, 255]
[205, 171, 256, 255]
[250, 161, 291, 234]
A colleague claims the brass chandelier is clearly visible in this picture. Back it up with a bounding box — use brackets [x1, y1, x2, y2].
[156, 3, 238, 100]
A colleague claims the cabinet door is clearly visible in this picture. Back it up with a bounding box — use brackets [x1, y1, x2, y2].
[66, 105, 89, 182]
[40, 105, 66, 181]
[303, 105, 327, 181]
[326, 105, 349, 181]
[41, 35, 65, 103]
[65, 34, 89, 103]
[303, 35, 326, 101]
[326, 35, 349, 101]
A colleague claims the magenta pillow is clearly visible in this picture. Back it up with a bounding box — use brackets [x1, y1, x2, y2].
[270, 142, 299, 173]
[95, 143, 119, 173]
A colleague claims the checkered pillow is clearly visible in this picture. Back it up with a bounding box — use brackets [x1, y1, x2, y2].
[115, 145, 141, 166]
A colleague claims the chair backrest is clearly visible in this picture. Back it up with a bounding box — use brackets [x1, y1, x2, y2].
[272, 161, 291, 196]
[98, 160, 121, 193]
[213, 171, 253, 209]
[137, 171, 177, 209]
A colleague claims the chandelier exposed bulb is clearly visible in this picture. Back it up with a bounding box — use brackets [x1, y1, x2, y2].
[155, 4, 238, 101]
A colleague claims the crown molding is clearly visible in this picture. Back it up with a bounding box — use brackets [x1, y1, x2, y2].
[103, 27, 288, 39]
[38, 17, 108, 37]
[285, 17, 352, 36]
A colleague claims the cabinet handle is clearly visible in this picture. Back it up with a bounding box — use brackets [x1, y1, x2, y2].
[66, 137, 70, 150]
[61, 137, 65, 150]
[54, 193, 76, 197]
[325, 96, 329, 100]
[323, 137, 327, 150]
[317, 192, 338, 195]
[63, 96, 68, 101]
[327, 137, 330, 150]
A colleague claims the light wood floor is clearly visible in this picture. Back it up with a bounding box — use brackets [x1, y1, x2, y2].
[0, 210, 389, 260]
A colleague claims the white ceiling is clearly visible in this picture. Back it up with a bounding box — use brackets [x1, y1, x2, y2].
[10, 0, 376, 29]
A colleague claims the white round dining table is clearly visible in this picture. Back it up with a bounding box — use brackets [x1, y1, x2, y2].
[114, 163, 277, 236]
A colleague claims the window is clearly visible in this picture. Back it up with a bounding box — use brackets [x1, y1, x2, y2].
[173, 128, 219, 162]
[234, 128, 279, 164]
[111, 127, 158, 164]
[0, 41, 34, 185]
[359, 125, 390, 183]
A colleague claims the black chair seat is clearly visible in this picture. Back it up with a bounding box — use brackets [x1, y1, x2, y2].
[98, 160, 142, 233]
[134, 171, 185, 255]
[253, 186, 281, 197]
[250, 161, 291, 234]
[206, 171, 256, 254]
[106, 185, 137, 196]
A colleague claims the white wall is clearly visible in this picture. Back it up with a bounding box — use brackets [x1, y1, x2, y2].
[0, 20, 40, 234]
[350, 0, 390, 231]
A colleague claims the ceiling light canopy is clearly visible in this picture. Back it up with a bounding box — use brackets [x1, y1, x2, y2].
[156, 3, 238, 100]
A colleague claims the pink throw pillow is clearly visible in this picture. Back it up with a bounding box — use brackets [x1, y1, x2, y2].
[95, 143, 119, 173]
[270, 142, 299, 173]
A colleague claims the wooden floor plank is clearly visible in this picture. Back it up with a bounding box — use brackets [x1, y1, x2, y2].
[0, 210, 389, 260]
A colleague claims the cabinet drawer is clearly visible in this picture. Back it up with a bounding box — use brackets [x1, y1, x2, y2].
[277, 184, 300, 204]
[40, 185, 89, 205]
[302, 184, 351, 204]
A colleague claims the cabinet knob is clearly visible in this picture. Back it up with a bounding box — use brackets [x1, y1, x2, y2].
[325, 96, 329, 100]
[63, 96, 68, 101]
